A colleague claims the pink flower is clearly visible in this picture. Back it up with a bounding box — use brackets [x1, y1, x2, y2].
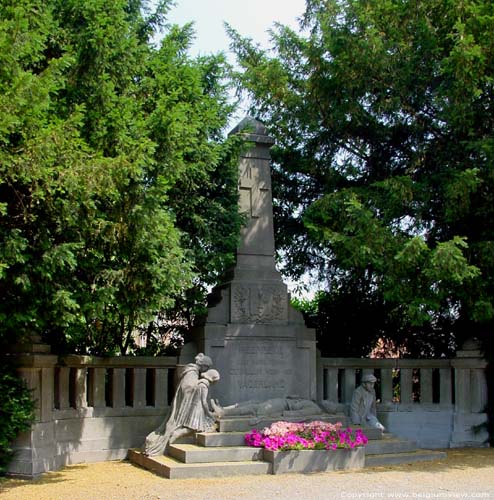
[245, 421, 368, 452]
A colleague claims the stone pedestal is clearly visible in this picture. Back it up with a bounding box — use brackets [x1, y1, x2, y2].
[183, 118, 317, 405]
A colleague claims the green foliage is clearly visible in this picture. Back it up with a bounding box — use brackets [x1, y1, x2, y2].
[231, 0, 494, 355]
[0, 364, 35, 475]
[294, 286, 456, 358]
[0, 0, 242, 355]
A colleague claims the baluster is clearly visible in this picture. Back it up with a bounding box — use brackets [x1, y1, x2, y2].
[439, 368, 452, 406]
[92, 368, 106, 408]
[326, 367, 338, 402]
[74, 367, 87, 409]
[400, 368, 413, 404]
[134, 368, 146, 408]
[155, 368, 169, 408]
[343, 368, 356, 404]
[58, 367, 70, 410]
[454, 367, 470, 413]
[421, 368, 433, 404]
[112, 368, 126, 408]
[380, 368, 393, 404]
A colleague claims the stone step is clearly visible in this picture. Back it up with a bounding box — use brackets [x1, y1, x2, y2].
[365, 435, 417, 455]
[128, 449, 271, 479]
[357, 428, 383, 440]
[365, 450, 447, 467]
[168, 443, 264, 463]
[197, 431, 246, 447]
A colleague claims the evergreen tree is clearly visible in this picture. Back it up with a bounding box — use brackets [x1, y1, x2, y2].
[230, 0, 494, 356]
[0, 0, 242, 355]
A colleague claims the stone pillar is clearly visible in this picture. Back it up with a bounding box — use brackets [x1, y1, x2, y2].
[450, 339, 488, 447]
[4, 336, 58, 477]
[186, 118, 317, 405]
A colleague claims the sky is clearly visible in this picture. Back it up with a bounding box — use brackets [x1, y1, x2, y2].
[165, 0, 306, 123]
[166, 0, 306, 57]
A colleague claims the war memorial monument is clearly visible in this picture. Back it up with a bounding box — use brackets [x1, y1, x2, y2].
[7, 118, 485, 479]
[128, 119, 448, 478]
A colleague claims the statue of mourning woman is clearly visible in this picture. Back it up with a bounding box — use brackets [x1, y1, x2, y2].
[143, 353, 221, 456]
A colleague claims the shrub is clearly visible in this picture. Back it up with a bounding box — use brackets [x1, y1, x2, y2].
[0, 364, 35, 475]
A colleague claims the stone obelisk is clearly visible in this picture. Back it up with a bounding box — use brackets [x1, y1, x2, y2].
[183, 117, 316, 405]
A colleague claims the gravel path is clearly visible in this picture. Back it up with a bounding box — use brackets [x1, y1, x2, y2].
[1, 448, 493, 500]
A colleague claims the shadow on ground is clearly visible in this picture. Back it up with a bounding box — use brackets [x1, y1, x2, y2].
[0, 464, 89, 493]
[351, 448, 494, 475]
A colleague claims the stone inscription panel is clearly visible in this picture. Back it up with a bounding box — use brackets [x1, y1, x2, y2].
[212, 338, 311, 404]
[231, 284, 287, 324]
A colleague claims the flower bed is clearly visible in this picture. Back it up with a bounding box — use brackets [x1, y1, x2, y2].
[245, 421, 367, 474]
[245, 421, 368, 451]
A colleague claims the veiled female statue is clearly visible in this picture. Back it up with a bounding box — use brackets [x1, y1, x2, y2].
[143, 353, 219, 456]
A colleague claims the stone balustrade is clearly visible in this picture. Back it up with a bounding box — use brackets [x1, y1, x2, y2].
[6, 340, 489, 477]
[8, 351, 177, 477]
[317, 347, 488, 448]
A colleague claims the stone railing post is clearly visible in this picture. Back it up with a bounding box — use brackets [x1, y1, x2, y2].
[4, 335, 58, 477]
[450, 339, 488, 447]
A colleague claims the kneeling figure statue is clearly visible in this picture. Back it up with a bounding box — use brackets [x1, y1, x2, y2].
[350, 374, 385, 431]
[143, 353, 221, 456]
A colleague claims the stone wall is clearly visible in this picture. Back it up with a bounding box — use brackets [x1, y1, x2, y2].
[6, 351, 176, 477]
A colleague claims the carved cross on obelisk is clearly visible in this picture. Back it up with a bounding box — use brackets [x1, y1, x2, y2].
[239, 164, 270, 219]
[230, 117, 276, 263]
